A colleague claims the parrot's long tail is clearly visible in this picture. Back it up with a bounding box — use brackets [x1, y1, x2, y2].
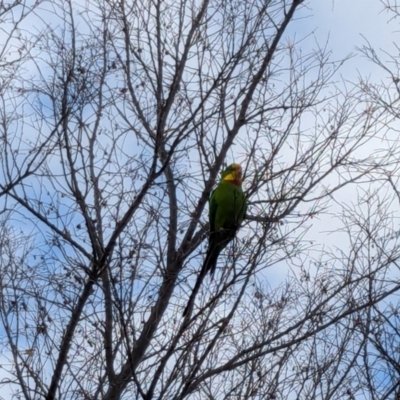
[182, 269, 206, 317]
[183, 242, 221, 317]
[202, 246, 220, 277]
[182, 247, 219, 317]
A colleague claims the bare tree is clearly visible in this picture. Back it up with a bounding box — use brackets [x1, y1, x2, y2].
[1, 0, 400, 399]
[332, 1, 400, 398]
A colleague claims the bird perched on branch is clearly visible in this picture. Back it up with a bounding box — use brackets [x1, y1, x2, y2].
[183, 163, 247, 317]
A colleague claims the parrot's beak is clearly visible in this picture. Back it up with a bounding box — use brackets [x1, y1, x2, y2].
[222, 163, 243, 183]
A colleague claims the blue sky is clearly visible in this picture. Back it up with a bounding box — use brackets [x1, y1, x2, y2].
[243, 0, 400, 284]
[286, 0, 396, 80]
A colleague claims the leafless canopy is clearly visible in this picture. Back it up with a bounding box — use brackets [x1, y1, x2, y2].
[1, 0, 400, 399]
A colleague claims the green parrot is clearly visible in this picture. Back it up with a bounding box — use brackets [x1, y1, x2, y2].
[183, 163, 247, 317]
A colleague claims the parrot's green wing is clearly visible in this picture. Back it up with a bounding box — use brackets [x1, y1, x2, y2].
[208, 187, 217, 231]
[203, 180, 246, 275]
[213, 180, 246, 230]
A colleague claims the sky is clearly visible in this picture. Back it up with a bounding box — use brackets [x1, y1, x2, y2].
[255, 0, 400, 285]
[294, 0, 396, 79]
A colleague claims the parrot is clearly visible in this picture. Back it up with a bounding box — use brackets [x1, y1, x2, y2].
[183, 163, 247, 317]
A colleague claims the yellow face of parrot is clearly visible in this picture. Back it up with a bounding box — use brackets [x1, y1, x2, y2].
[221, 163, 243, 185]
